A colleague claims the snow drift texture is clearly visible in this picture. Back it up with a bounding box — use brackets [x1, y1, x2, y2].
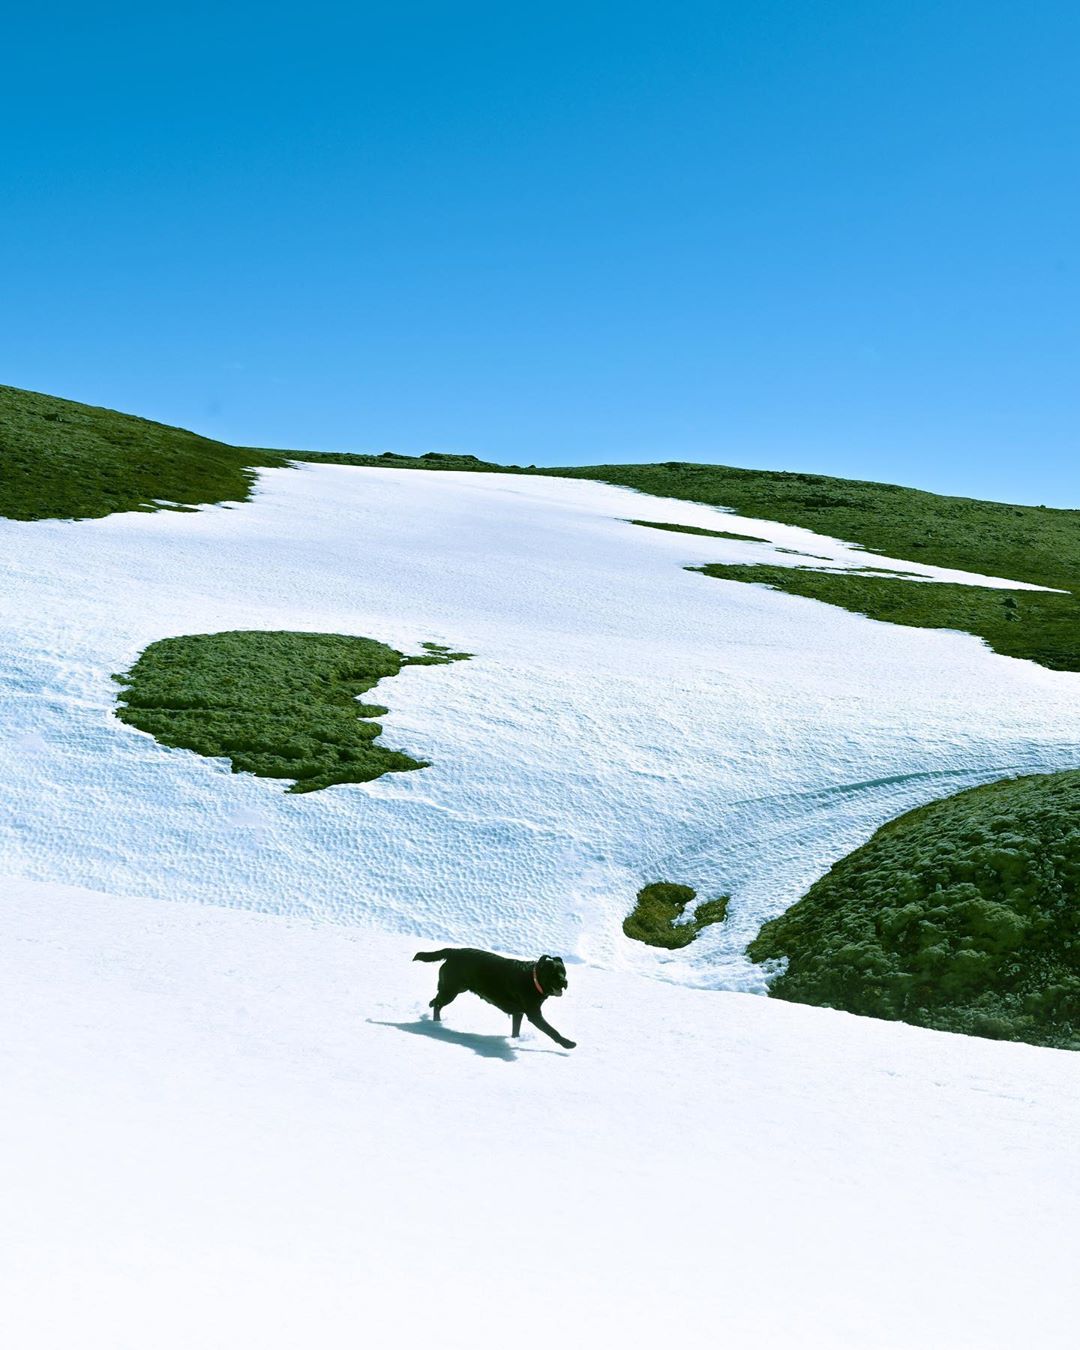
[2, 466, 1078, 986]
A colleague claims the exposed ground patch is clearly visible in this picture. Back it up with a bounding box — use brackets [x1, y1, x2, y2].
[748, 770, 1080, 1050]
[626, 518, 770, 544]
[623, 882, 730, 949]
[114, 631, 470, 793]
[690, 563, 1080, 673]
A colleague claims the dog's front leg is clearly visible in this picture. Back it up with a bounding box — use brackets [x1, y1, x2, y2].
[512, 1012, 523, 1038]
[526, 1008, 576, 1050]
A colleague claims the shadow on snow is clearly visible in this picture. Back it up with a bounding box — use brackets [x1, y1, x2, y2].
[367, 1016, 519, 1061]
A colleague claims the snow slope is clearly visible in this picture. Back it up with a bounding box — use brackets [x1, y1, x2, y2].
[3, 876, 1077, 1350]
[2, 466, 1079, 988]
[4, 466, 1080, 1348]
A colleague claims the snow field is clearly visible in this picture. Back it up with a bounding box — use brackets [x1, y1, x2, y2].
[2, 467, 1079, 989]
[2, 877, 1077, 1350]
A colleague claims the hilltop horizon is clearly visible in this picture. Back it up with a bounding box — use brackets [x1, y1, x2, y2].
[5, 379, 1078, 512]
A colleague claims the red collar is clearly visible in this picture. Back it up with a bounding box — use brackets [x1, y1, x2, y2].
[532, 966, 544, 996]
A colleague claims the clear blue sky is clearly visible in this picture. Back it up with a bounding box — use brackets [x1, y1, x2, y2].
[3, 2, 1078, 504]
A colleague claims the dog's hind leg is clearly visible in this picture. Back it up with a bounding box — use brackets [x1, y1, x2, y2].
[430, 970, 462, 1022]
[430, 992, 458, 1021]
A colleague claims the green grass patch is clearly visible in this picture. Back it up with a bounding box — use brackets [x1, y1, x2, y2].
[623, 881, 730, 949]
[626, 518, 770, 544]
[747, 770, 1080, 1050]
[114, 630, 471, 793]
[689, 563, 1080, 672]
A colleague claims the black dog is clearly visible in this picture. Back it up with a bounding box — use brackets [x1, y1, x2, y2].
[413, 948, 576, 1049]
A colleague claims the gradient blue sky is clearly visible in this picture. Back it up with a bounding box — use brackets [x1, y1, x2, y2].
[4, 2, 1078, 504]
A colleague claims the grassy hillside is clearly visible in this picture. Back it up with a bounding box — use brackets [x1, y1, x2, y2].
[285, 448, 514, 473]
[552, 461, 1080, 593]
[114, 631, 470, 793]
[9, 385, 1080, 1046]
[0, 385, 284, 520]
[748, 771, 1080, 1050]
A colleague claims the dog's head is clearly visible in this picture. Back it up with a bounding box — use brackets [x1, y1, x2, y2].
[537, 954, 569, 996]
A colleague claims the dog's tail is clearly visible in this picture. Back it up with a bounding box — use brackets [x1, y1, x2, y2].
[413, 948, 456, 963]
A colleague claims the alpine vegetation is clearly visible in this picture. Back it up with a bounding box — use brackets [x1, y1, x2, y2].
[748, 770, 1080, 1050]
[9, 383, 1080, 603]
[6, 386, 1080, 1348]
[0, 384, 283, 521]
[114, 631, 470, 793]
[623, 882, 730, 950]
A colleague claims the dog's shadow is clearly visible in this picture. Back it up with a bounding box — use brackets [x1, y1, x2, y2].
[367, 1017, 520, 1061]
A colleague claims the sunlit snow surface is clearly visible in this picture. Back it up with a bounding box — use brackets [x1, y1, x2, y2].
[3, 465, 1080, 988]
[2, 879, 1077, 1350]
